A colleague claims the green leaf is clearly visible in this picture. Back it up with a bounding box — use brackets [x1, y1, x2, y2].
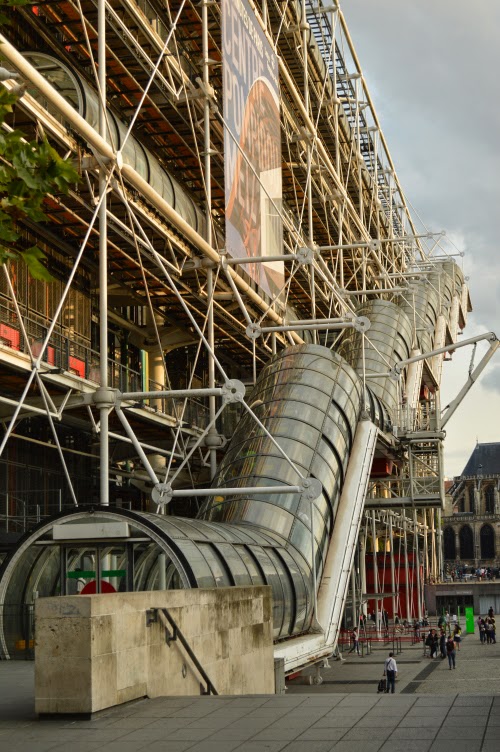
[19, 246, 54, 282]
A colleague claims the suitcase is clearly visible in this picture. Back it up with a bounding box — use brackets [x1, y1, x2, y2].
[377, 677, 387, 693]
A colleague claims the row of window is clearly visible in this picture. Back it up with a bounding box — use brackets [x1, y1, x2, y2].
[443, 524, 496, 560]
[455, 486, 496, 514]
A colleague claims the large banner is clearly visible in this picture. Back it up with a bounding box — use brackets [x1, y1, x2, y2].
[222, 0, 284, 300]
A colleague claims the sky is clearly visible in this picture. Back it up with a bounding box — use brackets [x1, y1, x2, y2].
[342, 0, 500, 478]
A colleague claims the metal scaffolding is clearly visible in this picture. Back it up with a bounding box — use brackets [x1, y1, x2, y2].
[0, 0, 497, 665]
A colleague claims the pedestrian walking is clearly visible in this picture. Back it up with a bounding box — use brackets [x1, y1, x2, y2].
[479, 618, 486, 644]
[383, 652, 398, 694]
[439, 629, 447, 659]
[348, 628, 360, 655]
[446, 635, 456, 669]
[453, 624, 462, 651]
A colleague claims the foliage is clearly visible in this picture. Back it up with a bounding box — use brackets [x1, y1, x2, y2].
[0, 85, 80, 280]
[0, 0, 28, 26]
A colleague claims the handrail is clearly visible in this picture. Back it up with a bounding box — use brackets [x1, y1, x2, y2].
[146, 607, 218, 696]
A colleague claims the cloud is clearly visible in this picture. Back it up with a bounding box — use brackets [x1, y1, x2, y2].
[481, 363, 500, 395]
[342, 1, 500, 475]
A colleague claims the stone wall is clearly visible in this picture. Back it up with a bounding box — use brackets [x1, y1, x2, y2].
[35, 586, 274, 715]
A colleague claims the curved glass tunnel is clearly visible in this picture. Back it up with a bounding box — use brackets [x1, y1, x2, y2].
[0, 344, 392, 658]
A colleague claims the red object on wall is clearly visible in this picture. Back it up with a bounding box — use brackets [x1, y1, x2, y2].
[80, 580, 116, 595]
[0, 324, 20, 350]
[68, 355, 86, 378]
[370, 458, 394, 477]
[365, 552, 423, 620]
[31, 341, 55, 365]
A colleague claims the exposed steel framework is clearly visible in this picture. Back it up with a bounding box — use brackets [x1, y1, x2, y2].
[0, 0, 497, 669]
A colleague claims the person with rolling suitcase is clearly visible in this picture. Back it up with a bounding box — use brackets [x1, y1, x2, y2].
[383, 652, 398, 694]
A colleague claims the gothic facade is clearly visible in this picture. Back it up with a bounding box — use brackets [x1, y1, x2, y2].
[443, 443, 500, 566]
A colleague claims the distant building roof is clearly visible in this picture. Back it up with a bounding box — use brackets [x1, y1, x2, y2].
[461, 442, 500, 477]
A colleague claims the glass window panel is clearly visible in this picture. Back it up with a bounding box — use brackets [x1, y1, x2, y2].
[289, 518, 314, 567]
[197, 544, 232, 586]
[235, 545, 266, 584]
[267, 549, 295, 636]
[278, 548, 308, 634]
[249, 546, 285, 638]
[175, 540, 216, 588]
[213, 544, 253, 586]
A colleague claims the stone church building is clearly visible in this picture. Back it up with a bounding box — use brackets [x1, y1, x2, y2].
[443, 443, 500, 567]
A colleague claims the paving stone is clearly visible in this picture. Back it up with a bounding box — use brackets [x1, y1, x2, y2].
[377, 741, 433, 752]
[162, 726, 218, 741]
[248, 728, 304, 741]
[397, 718, 443, 728]
[84, 744, 147, 752]
[434, 726, 485, 740]
[233, 743, 289, 752]
[389, 727, 438, 740]
[181, 741, 242, 752]
[484, 727, 500, 739]
[280, 742, 334, 752]
[339, 727, 393, 742]
[331, 742, 384, 752]
[429, 742, 482, 752]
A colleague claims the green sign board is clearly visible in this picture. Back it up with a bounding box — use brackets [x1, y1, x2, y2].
[465, 606, 475, 634]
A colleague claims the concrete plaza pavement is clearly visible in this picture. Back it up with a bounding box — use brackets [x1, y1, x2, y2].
[1, 628, 499, 751]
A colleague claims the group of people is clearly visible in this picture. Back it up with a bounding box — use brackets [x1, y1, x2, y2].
[423, 624, 461, 668]
[477, 606, 496, 644]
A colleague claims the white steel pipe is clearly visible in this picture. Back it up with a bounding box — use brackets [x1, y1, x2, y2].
[0, 35, 301, 343]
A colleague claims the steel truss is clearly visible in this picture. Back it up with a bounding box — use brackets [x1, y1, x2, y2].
[0, 0, 497, 627]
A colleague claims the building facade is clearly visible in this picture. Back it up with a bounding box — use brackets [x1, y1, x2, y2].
[444, 443, 500, 568]
[0, 1, 496, 669]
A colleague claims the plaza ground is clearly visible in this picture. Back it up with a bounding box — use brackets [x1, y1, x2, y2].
[1, 627, 499, 751]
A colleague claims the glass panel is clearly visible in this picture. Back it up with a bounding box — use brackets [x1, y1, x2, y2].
[249, 546, 285, 638]
[213, 544, 253, 586]
[197, 543, 232, 586]
[233, 545, 266, 585]
[267, 548, 295, 636]
[174, 540, 216, 587]
[278, 548, 308, 633]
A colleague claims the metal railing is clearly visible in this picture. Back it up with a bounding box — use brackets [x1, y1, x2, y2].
[146, 607, 218, 695]
[0, 299, 212, 430]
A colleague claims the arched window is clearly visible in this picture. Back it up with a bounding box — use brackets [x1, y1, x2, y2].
[459, 525, 474, 559]
[443, 527, 456, 560]
[468, 487, 475, 513]
[480, 524, 495, 559]
[485, 486, 495, 514]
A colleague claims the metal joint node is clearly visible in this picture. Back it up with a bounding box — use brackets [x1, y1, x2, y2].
[204, 432, 227, 449]
[369, 240, 381, 252]
[389, 366, 401, 381]
[92, 387, 119, 409]
[246, 323, 262, 340]
[297, 246, 315, 265]
[353, 316, 371, 333]
[152, 482, 173, 507]
[301, 477, 322, 501]
[222, 379, 246, 404]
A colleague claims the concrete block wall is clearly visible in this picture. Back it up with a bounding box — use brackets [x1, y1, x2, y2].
[35, 586, 274, 715]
